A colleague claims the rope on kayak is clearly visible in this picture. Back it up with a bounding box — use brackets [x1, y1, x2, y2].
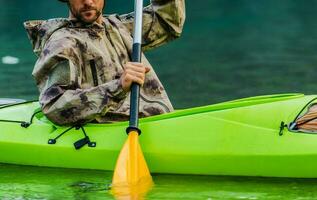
[73, 126, 96, 149]
[48, 126, 76, 144]
[0, 110, 42, 128]
[295, 115, 317, 127]
[279, 98, 317, 135]
[0, 100, 41, 128]
[0, 100, 97, 149]
[288, 97, 317, 130]
[48, 125, 96, 150]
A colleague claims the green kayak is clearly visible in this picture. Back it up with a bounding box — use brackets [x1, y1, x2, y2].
[0, 93, 317, 178]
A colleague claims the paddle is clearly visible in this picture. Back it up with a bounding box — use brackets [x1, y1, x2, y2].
[112, 0, 153, 196]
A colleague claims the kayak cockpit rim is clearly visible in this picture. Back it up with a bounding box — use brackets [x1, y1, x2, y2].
[0, 93, 307, 129]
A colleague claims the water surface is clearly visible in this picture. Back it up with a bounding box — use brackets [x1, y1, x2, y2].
[2, 0, 317, 107]
[2, 164, 317, 200]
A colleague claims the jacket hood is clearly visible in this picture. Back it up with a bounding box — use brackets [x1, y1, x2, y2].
[24, 18, 69, 56]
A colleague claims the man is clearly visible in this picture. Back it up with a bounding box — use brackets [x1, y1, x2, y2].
[24, 0, 185, 125]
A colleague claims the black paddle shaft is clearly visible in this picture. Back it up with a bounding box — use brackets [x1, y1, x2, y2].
[127, 43, 142, 135]
[126, 0, 143, 135]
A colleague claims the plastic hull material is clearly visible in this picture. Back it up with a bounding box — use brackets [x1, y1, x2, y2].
[0, 93, 316, 178]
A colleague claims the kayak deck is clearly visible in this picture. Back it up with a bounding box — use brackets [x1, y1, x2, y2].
[0, 93, 317, 178]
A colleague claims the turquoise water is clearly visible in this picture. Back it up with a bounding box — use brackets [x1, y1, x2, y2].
[2, 1, 317, 107]
[2, 0, 317, 199]
[2, 163, 317, 200]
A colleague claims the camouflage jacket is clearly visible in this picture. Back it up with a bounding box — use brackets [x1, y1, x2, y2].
[24, 0, 185, 126]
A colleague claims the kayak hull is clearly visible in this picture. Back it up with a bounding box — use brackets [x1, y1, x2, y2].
[0, 93, 317, 178]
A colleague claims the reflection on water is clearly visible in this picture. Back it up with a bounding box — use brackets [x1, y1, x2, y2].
[0, 164, 113, 199]
[2, 164, 317, 200]
[111, 178, 153, 200]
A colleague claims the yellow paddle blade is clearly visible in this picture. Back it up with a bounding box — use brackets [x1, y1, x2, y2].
[111, 131, 153, 199]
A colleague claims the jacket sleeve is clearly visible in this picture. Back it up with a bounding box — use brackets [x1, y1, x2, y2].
[119, 0, 186, 51]
[34, 37, 127, 126]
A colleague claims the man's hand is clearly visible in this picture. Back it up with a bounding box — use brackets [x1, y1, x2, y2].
[121, 62, 151, 92]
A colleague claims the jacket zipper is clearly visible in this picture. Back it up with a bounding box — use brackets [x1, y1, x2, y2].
[89, 59, 99, 86]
